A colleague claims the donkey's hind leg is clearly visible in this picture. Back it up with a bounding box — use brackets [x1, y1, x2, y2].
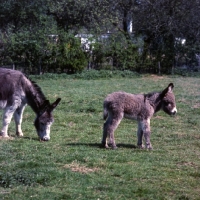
[0, 107, 15, 137]
[14, 105, 26, 137]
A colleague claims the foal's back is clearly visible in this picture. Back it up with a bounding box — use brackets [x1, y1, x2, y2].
[104, 91, 147, 119]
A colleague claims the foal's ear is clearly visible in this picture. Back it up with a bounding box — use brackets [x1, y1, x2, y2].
[167, 83, 174, 92]
[49, 98, 61, 112]
[160, 83, 174, 98]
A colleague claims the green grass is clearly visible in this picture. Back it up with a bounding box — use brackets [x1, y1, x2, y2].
[0, 74, 200, 199]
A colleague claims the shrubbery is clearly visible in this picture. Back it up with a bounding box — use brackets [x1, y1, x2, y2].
[30, 69, 141, 80]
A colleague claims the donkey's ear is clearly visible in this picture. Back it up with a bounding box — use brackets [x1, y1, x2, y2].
[49, 98, 61, 112]
[160, 83, 174, 98]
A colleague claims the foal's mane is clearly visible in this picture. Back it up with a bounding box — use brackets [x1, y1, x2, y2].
[144, 91, 158, 99]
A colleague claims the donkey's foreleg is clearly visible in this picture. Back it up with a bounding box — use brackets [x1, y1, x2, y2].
[0, 108, 15, 137]
[14, 105, 26, 137]
[141, 119, 152, 150]
[137, 121, 144, 149]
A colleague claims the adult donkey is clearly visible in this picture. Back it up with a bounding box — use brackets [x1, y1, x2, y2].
[102, 83, 177, 149]
[0, 68, 61, 141]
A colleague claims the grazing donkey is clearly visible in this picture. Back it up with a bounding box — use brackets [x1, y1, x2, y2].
[102, 83, 177, 149]
[0, 68, 61, 141]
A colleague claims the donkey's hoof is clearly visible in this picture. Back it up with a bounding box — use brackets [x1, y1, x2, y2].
[16, 132, 23, 137]
[0, 132, 9, 138]
[0, 135, 10, 138]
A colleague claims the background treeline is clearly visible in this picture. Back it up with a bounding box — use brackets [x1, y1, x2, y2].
[0, 0, 200, 74]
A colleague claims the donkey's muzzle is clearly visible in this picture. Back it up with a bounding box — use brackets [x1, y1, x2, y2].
[171, 111, 177, 115]
[40, 137, 50, 142]
[171, 107, 177, 116]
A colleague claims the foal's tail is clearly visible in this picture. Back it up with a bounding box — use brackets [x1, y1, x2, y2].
[103, 101, 108, 120]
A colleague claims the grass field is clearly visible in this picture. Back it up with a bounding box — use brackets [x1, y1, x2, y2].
[0, 73, 200, 200]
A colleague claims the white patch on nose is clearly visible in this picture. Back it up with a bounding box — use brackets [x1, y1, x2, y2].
[171, 107, 177, 114]
[44, 124, 51, 140]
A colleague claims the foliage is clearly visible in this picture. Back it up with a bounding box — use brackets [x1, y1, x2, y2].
[0, 76, 200, 199]
[0, 0, 200, 74]
[90, 33, 140, 71]
[55, 32, 88, 73]
[29, 70, 141, 80]
[130, 0, 200, 72]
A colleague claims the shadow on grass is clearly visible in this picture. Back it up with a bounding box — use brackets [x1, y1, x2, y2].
[20, 136, 42, 141]
[65, 142, 137, 149]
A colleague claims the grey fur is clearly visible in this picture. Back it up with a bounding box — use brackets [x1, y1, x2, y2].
[102, 83, 177, 149]
[0, 68, 61, 141]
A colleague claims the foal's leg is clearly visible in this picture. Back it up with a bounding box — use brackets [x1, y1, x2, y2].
[0, 107, 15, 137]
[137, 121, 144, 149]
[102, 115, 111, 148]
[141, 119, 152, 150]
[14, 105, 26, 137]
[102, 112, 123, 149]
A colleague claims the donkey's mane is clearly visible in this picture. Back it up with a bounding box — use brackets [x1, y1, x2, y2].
[25, 76, 47, 113]
[29, 79, 47, 101]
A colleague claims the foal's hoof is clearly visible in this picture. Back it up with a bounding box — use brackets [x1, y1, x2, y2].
[108, 143, 118, 150]
[137, 145, 145, 149]
[147, 146, 153, 150]
[100, 142, 109, 149]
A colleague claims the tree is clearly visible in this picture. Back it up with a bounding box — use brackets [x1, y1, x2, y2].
[46, 0, 112, 33]
[131, 0, 200, 72]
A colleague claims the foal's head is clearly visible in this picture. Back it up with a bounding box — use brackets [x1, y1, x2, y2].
[34, 98, 61, 141]
[160, 83, 177, 116]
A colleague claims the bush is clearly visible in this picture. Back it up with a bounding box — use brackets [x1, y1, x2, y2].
[55, 32, 88, 73]
[30, 70, 140, 80]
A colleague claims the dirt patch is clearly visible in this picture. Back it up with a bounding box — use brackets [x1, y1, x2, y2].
[192, 103, 200, 109]
[150, 74, 165, 80]
[64, 161, 99, 174]
[177, 161, 198, 168]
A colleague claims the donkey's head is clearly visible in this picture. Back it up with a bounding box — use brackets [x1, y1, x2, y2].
[160, 83, 177, 116]
[34, 98, 61, 141]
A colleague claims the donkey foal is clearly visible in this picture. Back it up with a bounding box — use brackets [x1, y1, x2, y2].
[102, 83, 177, 149]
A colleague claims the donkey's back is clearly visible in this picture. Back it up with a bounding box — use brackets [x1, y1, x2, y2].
[0, 68, 28, 109]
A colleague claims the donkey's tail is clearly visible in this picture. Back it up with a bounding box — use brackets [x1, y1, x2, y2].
[103, 101, 108, 120]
